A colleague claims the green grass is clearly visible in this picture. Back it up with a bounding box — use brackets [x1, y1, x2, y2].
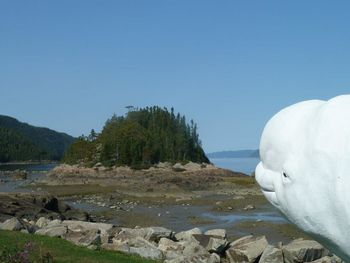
[0, 230, 157, 263]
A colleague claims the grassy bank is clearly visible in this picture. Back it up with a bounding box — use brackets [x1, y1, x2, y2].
[0, 230, 156, 263]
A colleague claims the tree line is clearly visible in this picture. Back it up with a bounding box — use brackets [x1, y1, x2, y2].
[63, 106, 209, 168]
[0, 115, 75, 163]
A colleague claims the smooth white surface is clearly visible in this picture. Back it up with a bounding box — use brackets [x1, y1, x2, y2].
[255, 95, 350, 261]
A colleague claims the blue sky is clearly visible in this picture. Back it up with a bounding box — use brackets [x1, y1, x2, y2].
[1, 1, 350, 152]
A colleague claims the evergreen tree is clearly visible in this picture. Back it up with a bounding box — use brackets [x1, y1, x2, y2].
[63, 106, 209, 167]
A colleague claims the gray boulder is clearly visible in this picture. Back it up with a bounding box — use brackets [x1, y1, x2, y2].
[258, 245, 283, 263]
[129, 246, 163, 261]
[0, 218, 24, 231]
[104, 235, 163, 260]
[116, 226, 173, 242]
[35, 225, 68, 237]
[156, 162, 172, 169]
[35, 217, 50, 228]
[117, 227, 147, 240]
[158, 237, 185, 260]
[310, 255, 344, 263]
[64, 229, 101, 247]
[182, 240, 210, 258]
[101, 239, 130, 253]
[208, 253, 221, 263]
[172, 163, 186, 172]
[192, 234, 213, 248]
[183, 162, 202, 171]
[144, 226, 173, 242]
[206, 237, 229, 254]
[164, 252, 220, 263]
[46, 219, 62, 228]
[283, 239, 330, 263]
[175, 227, 202, 242]
[226, 235, 268, 263]
[62, 220, 113, 235]
[204, 229, 226, 239]
[100, 226, 121, 244]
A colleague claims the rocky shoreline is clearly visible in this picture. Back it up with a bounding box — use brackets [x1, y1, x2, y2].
[38, 162, 245, 185]
[0, 162, 311, 244]
[0, 216, 343, 263]
[1, 163, 340, 262]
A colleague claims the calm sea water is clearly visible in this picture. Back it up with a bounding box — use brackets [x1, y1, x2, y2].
[210, 157, 260, 175]
[0, 163, 56, 172]
[0, 163, 57, 192]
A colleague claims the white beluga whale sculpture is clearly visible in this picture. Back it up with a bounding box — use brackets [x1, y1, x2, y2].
[255, 95, 350, 261]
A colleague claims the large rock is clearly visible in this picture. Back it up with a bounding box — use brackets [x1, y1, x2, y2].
[100, 226, 121, 244]
[64, 229, 101, 247]
[101, 239, 130, 253]
[192, 234, 212, 248]
[207, 253, 221, 263]
[283, 239, 330, 263]
[158, 237, 185, 260]
[35, 217, 50, 228]
[0, 217, 23, 231]
[206, 237, 229, 254]
[129, 245, 163, 261]
[258, 245, 283, 263]
[0, 193, 90, 223]
[115, 236, 163, 260]
[182, 240, 209, 258]
[62, 220, 113, 235]
[204, 229, 226, 239]
[175, 227, 202, 242]
[310, 255, 344, 263]
[117, 227, 147, 240]
[63, 209, 90, 221]
[46, 219, 62, 228]
[172, 163, 186, 172]
[118, 226, 173, 242]
[164, 252, 220, 263]
[144, 226, 173, 242]
[226, 235, 268, 263]
[42, 197, 70, 213]
[183, 162, 202, 171]
[156, 162, 172, 169]
[35, 225, 67, 237]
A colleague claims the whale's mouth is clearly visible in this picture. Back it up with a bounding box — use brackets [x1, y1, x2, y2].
[260, 186, 275, 193]
[261, 188, 280, 208]
[255, 162, 280, 207]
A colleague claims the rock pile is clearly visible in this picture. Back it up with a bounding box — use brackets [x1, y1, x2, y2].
[0, 194, 89, 222]
[0, 217, 344, 263]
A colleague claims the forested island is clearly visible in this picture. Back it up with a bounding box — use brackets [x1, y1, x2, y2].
[0, 115, 75, 163]
[63, 106, 209, 168]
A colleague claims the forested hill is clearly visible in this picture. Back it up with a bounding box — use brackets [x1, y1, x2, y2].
[0, 115, 75, 162]
[63, 106, 209, 168]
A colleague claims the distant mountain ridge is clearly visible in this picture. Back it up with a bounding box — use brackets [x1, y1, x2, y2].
[207, 149, 259, 159]
[0, 115, 75, 162]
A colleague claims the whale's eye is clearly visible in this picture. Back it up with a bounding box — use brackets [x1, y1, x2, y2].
[283, 172, 288, 178]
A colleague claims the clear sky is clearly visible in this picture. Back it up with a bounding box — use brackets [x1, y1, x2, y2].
[1, 1, 350, 152]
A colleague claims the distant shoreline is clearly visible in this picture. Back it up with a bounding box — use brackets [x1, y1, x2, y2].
[209, 156, 260, 159]
[207, 149, 259, 159]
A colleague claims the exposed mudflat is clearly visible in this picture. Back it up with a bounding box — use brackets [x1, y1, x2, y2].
[0, 163, 310, 245]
